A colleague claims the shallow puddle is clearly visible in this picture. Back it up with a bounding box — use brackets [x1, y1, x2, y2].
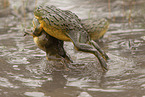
[0, 0, 145, 97]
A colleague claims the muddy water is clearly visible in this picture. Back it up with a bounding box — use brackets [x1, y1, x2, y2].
[0, 0, 145, 97]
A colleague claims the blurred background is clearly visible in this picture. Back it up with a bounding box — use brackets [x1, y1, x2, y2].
[0, 0, 145, 97]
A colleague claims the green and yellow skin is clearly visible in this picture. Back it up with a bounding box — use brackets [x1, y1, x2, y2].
[28, 5, 109, 71]
[25, 18, 72, 69]
[81, 18, 109, 40]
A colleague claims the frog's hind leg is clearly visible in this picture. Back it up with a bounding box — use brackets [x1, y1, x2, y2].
[90, 40, 109, 60]
[66, 32, 108, 71]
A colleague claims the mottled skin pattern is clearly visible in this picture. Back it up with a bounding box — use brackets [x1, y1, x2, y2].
[25, 18, 72, 69]
[81, 18, 109, 40]
[27, 5, 109, 71]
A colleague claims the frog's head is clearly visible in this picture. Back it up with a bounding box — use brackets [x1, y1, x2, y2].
[34, 6, 45, 19]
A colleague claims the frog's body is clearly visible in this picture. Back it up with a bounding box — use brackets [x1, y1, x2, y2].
[81, 18, 109, 40]
[31, 18, 73, 65]
[30, 5, 109, 71]
[33, 30, 72, 66]
[36, 18, 70, 41]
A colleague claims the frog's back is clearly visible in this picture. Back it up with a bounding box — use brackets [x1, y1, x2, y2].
[35, 5, 86, 41]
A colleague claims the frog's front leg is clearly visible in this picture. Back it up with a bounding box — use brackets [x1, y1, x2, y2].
[33, 24, 43, 36]
[24, 24, 43, 37]
[24, 29, 33, 36]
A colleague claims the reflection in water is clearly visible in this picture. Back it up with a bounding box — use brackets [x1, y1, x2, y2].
[41, 71, 67, 92]
[0, 77, 18, 88]
[38, 71, 70, 97]
[24, 92, 45, 97]
[24, 59, 107, 97]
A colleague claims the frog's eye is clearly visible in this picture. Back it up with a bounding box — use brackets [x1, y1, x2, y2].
[37, 7, 40, 10]
[37, 6, 42, 10]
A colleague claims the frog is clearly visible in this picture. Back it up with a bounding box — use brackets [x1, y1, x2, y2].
[26, 5, 109, 71]
[25, 18, 73, 69]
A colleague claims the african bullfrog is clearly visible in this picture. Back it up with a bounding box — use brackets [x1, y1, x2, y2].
[25, 18, 73, 69]
[26, 5, 109, 71]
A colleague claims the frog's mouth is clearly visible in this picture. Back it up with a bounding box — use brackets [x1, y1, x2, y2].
[34, 15, 40, 19]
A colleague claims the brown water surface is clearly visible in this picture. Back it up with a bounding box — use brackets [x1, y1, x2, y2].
[0, 0, 145, 97]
